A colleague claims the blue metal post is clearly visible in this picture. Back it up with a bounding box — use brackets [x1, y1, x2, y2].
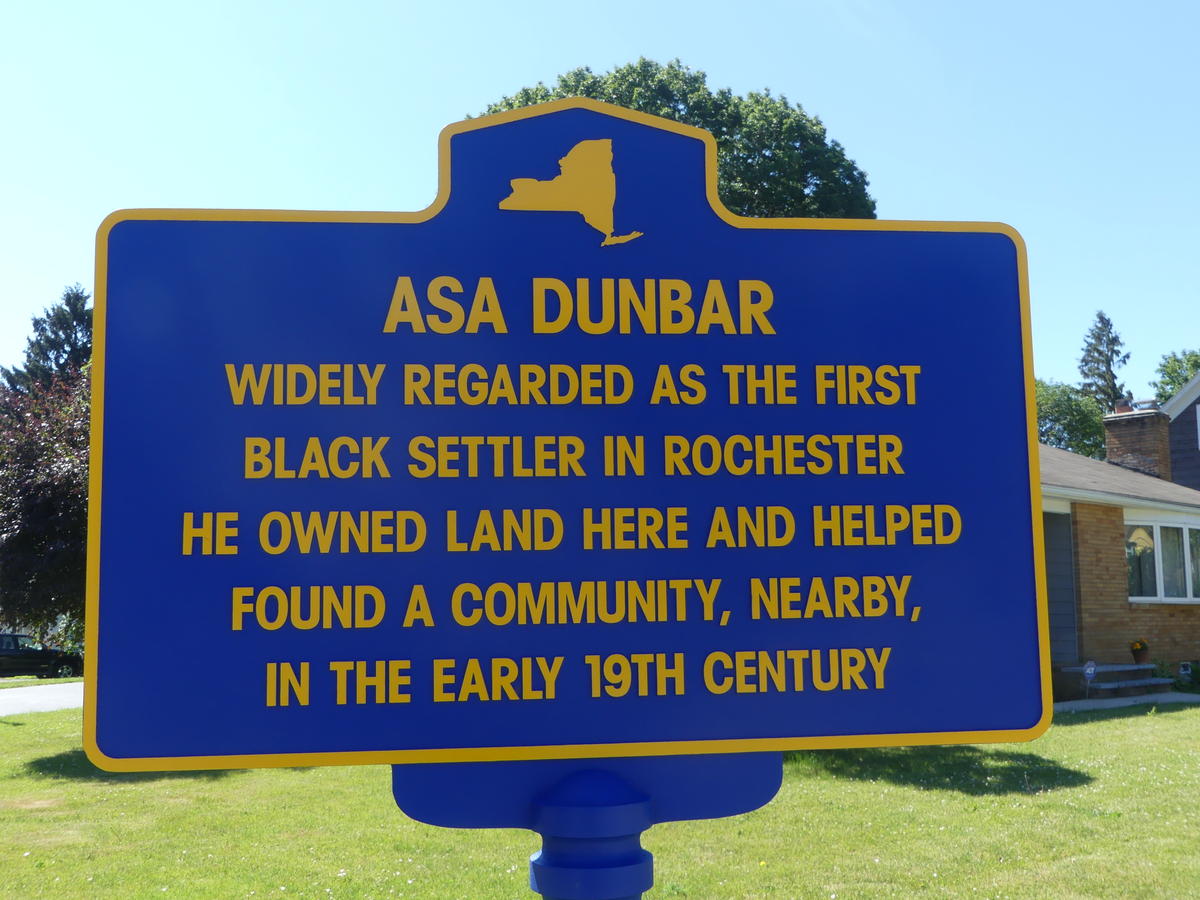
[528, 770, 654, 900]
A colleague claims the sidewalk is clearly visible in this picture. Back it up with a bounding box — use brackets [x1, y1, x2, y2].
[1054, 691, 1200, 714]
[0, 681, 83, 715]
[5, 679, 1195, 719]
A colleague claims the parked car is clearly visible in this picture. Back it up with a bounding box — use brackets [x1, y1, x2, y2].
[0, 633, 82, 678]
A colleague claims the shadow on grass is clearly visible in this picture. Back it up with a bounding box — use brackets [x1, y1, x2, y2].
[785, 745, 1091, 795]
[25, 750, 233, 782]
[1051, 702, 1199, 727]
[0, 719, 25, 726]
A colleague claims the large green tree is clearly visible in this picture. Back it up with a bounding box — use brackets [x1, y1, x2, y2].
[1151, 349, 1200, 404]
[0, 288, 93, 632]
[0, 368, 89, 631]
[1, 284, 93, 393]
[1077, 311, 1129, 413]
[484, 58, 876, 219]
[1035, 379, 1106, 459]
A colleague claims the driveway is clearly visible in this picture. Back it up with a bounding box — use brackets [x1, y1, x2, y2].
[0, 681, 83, 715]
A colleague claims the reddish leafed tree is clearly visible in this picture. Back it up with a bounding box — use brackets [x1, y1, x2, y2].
[0, 368, 90, 634]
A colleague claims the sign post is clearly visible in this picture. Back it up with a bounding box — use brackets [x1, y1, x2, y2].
[87, 99, 1050, 895]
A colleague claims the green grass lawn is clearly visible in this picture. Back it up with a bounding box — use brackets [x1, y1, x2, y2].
[0, 677, 83, 690]
[3, 705, 1199, 898]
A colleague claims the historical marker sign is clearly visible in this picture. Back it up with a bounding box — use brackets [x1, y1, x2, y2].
[86, 99, 1050, 771]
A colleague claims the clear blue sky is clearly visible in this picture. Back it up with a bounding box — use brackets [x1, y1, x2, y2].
[3, 0, 1196, 397]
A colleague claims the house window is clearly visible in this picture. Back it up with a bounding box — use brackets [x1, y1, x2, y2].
[1126, 522, 1200, 602]
[1193, 529, 1200, 593]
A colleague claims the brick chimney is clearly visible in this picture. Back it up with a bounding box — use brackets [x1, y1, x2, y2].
[1104, 407, 1172, 480]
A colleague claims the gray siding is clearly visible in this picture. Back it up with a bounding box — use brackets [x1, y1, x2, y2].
[1044, 512, 1079, 663]
[1170, 402, 1200, 490]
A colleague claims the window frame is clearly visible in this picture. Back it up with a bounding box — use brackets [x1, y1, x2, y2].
[1126, 518, 1200, 605]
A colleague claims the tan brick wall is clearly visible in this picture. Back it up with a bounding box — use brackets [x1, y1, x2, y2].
[1127, 603, 1200, 666]
[1072, 500, 1200, 665]
[1072, 502, 1128, 660]
[1104, 410, 1172, 480]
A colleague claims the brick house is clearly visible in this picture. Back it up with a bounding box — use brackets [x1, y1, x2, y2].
[1041, 405, 1200, 684]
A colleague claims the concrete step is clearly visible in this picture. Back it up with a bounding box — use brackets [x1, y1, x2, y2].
[1060, 663, 1154, 675]
[1088, 677, 1175, 691]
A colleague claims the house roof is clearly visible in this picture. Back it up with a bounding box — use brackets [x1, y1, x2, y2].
[1161, 369, 1200, 421]
[1040, 444, 1200, 512]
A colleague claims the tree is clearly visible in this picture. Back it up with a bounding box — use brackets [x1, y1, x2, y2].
[0, 287, 93, 634]
[0, 367, 90, 632]
[1035, 379, 1106, 459]
[1, 284, 93, 393]
[1151, 349, 1200, 404]
[484, 58, 877, 219]
[1077, 311, 1129, 413]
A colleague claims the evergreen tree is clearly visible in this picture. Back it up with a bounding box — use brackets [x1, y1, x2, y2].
[484, 58, 876, 219]
[1078, 311, 1129, 413]
[1, 284, 93, 393]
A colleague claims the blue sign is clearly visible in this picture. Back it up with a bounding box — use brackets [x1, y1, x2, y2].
[85, 99, 1050, 771]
